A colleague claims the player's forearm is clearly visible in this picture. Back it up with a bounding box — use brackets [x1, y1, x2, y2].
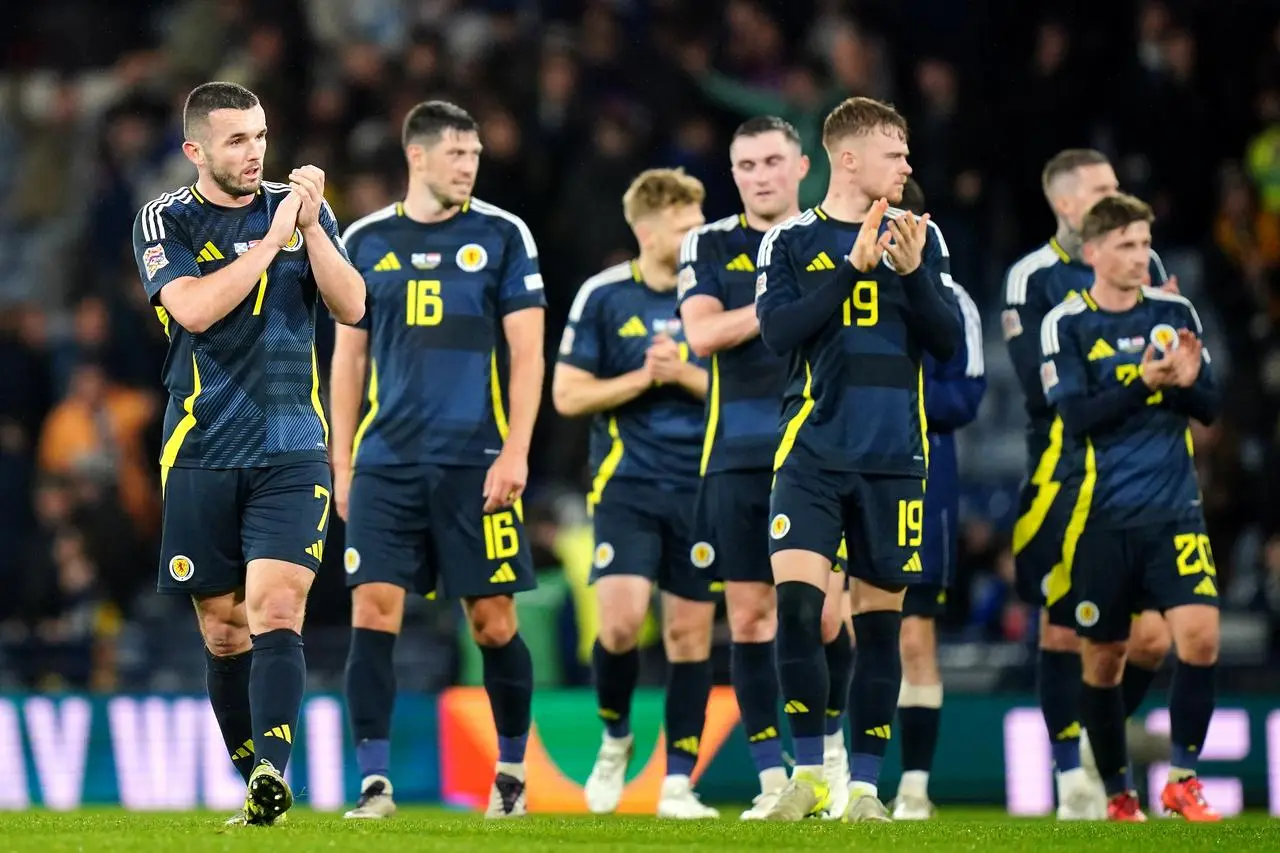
[757, 263, 857, 354]
[1167, 384, 1220, 426]
[685, 304, 759, 358]
[328, 339, 368, 472]
[160, 241, 280, 334]
[674, 363, 709, 400]
[304, 223, 366, 325]
[1056, 383, 1151, 439]
[553, 367, 650, 417]
[504, 346, 544, 455]
[901, 268, 960, 362]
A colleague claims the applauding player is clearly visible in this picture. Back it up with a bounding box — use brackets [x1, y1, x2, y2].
[332, 102, 545, 820]
[132, 82, 365, 826]
[1003, 150, 1174, 818]
[1040, 194, 1221, 822]
[677, 117, 855, 819]
[755, 97, 961, 822]
[553, 169, 719, 819]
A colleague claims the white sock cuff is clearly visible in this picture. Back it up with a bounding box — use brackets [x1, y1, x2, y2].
[898, 680, 943, 708]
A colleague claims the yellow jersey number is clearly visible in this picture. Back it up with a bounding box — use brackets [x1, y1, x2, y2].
[483, 511, 520, 561]
[1174, 532, 1216, 577]
[842, 280, 878, 327]
[407, 280, 443, 326]
[897, 498, 923, 548]
[1115, 364, 1162, 405]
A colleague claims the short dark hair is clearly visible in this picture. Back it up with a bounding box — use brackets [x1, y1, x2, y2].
[900, 177, 925, 215]
[1041, 149, 1111, 197]
[733, 115, 802, 147]
[822, 96, 908, 150]
[402, 100, 479, 148]
[1080, 193, 1154, 243]
[183, 82, 259, 140]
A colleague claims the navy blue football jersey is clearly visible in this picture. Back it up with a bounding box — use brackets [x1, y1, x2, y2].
[558, 260, 706, 498]
[1040, 287, 1214, 528]
[675, 213, 784, 474]
[340, 199, 544, 468]
[754, 206, 958, 477]
[132, 182, 346, 470]
[1003, 238, 1168, 485]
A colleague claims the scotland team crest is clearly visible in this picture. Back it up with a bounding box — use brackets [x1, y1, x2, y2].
[1150, 324, 1178, 353]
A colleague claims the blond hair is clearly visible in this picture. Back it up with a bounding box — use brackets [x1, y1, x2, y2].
[821, 96, 908, 150]
[622, 168, 705, 226]
[1041, 149, 1111, 199]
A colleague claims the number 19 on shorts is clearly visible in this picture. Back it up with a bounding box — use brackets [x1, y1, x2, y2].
[898, 498, 923, 548]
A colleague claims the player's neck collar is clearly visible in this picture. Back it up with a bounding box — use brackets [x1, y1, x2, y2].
[1050, 230, 1083, 264]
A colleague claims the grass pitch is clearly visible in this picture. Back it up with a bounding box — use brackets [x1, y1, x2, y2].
[3, 807, 1277, 853]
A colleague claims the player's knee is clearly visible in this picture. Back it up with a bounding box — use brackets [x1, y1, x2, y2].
[663, 605, 714, 661]
[899, 617, 936, 668]
[351, 583, 405, 633]
[1081, 642, 1126, 687]
[818, 590, 847, 643]
[725, 586, 776, 642]
[1173, 621, 1219, 666]
[1040, 622, 1081, 653]
[465, 596, 518, 648]
[1127, 612, 1172, 668]
[193, 595, 250, 656]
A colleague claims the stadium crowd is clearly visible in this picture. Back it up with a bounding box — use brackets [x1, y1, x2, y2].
[1, 0, 1279, 691]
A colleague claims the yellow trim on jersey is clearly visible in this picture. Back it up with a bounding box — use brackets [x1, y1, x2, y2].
[189, 185, 205, 204]
[462, 197, 471, 213]
[773, 361, 814, 472]
[813, 206, 829, 221]
[1012, 415, 1065, 555]
[629, 260, 642, 282]
[699, 354, 720, 476]
[159, 354, 202, 493]
[1049, 237, 1070, 263]
[917, 364, 929, 471]
[1185, 426, 1195, 458]
[490, 349, 510, 441]
[1080, 290, 1099, 311]
[154, 306, 171, 339]
[1045, 440, 1096, 607]
[310, 345, 329, 444]
[738, 213, 748, 228]
[351, 358, 380, 464]
[587, 416, 624, 515]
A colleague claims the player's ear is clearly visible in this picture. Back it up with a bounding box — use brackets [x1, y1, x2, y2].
[181, 139, 203, 169]
[797, 153, 811, 180]
[1081, 239, 1097, 267]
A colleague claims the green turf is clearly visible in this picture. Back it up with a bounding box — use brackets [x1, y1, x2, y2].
[3, 807, 1277, 853]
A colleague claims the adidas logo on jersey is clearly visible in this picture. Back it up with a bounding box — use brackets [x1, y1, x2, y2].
[617, 316, 648, 337]
[489, 562, 516, 583]
[806, 252, 837, 272]
[1087, 339, 1117, 361]
[864, 725, 892, 739]
[724, 253, 755, 272]
[373, 252, 402, 271]
[196, 242, 224, 263]
[305, 540, 324, 561]
[901, 552, 923, 573]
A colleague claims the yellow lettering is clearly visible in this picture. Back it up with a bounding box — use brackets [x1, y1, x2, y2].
[253, 272, 268, 315]
[406, 280, 443, 326]
[842, 280, 879, 327]
[897, 498, 923, 547]
[314, 484, 331, 531]
[483, 511, 520, 560]
[1174, 532, 1216, 576]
